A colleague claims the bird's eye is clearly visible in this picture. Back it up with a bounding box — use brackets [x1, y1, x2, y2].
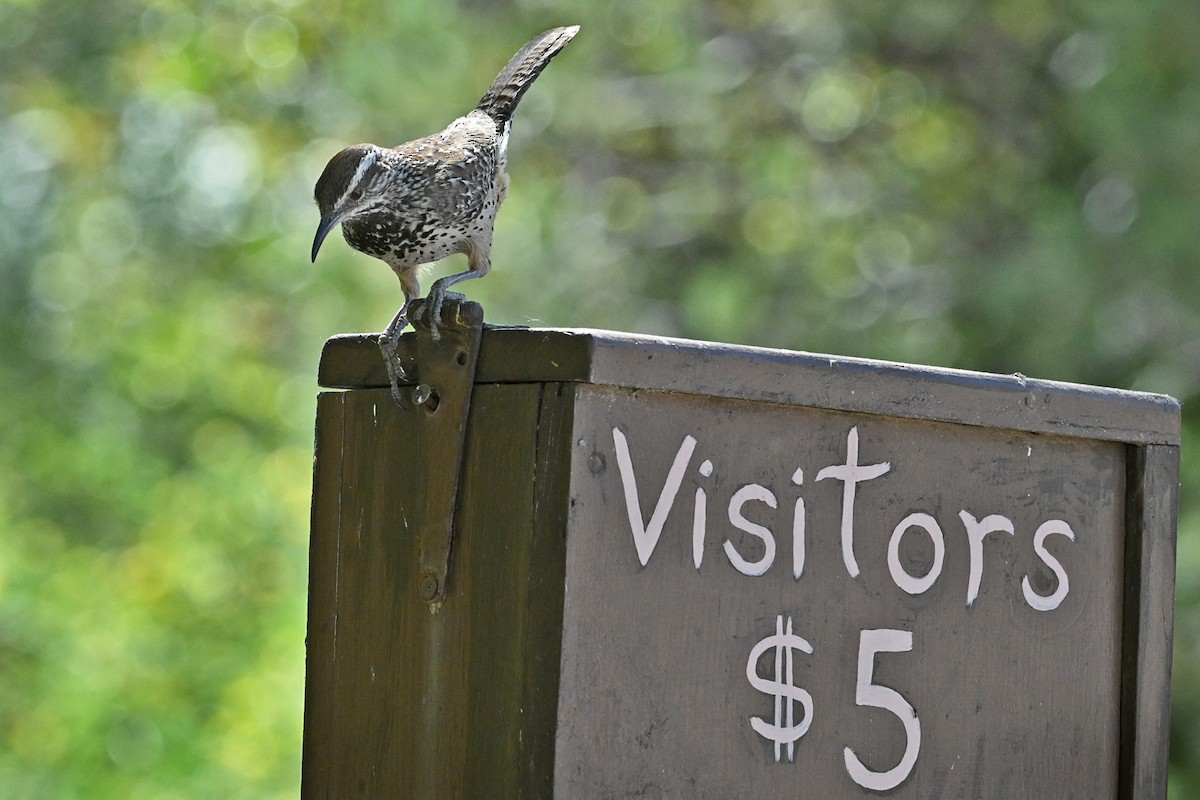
[349, 188, 364, 202]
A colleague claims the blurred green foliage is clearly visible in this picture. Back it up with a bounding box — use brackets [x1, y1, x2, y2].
[2, 0, 1199, 796]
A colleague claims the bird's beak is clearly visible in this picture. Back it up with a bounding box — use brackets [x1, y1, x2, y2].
[312, 214, 339, 262]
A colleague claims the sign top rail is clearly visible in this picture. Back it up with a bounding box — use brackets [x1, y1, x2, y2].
[319, 327, 1180, 446]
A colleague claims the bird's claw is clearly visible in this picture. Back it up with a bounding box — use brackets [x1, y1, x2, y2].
[377, 318, 411, 409]
[420, 288, 466, 341]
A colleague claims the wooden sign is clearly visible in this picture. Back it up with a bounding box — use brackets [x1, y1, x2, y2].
[304, 323, 1178, 798]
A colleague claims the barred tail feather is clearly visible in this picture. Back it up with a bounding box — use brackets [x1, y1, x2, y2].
[476, 25, 579, 124]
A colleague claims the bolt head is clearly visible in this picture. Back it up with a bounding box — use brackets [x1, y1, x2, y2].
[419, 572, 441, 602]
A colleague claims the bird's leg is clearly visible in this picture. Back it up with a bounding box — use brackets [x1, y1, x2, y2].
[378, 268, 421, 408]
[423, 240, 491, 340]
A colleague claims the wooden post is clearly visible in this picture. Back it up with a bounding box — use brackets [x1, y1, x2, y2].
[303, 313, 1179, 798]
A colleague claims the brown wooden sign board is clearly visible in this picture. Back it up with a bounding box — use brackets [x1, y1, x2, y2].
[303, 324, 1179, 799]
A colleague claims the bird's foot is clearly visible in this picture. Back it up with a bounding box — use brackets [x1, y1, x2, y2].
[417, 288, 466, 341]
[377, 333, 410, 408]
[377, 310, 411, 408]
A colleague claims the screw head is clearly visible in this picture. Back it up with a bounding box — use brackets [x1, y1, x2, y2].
[419, 571, 440, 602]
[412, 383, 433, 405]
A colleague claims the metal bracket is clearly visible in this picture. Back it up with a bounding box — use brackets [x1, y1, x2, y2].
[407, 297, 484, 612]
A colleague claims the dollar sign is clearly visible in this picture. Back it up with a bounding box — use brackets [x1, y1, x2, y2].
[746, 614, 814, 763]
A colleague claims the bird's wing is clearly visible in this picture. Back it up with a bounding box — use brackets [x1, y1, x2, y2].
[391, 113, 498, 225]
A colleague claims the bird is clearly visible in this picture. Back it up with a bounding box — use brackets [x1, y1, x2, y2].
[311, 25, 580, 402]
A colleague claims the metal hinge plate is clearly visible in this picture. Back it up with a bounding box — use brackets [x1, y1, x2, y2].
[405, 298, 484, 612]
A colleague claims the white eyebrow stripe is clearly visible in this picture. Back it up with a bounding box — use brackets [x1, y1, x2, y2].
[338, 149, 379, 207]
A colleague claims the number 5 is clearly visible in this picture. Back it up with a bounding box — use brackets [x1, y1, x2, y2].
[844, 629, 920, 791]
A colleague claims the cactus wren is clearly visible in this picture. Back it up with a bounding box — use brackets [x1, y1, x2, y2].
[311, 25, 579, 401]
